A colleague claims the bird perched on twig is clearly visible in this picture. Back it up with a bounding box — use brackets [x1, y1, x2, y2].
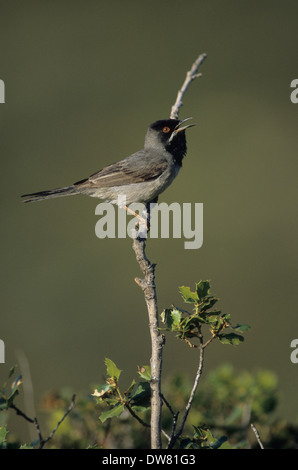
[22, 118, 194, 220]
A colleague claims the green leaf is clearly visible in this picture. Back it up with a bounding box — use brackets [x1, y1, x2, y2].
[181, 315, 197, 329]
[124, 379, 136, 399]
[204, 428, 217, 444]
[179, 286, 199, 303]
[0, 426, 7, 444]
[99, 403, 125, 423]
[180, 438, 201, 449]
[103, 397, 119, 406]
[209, 435, 230, 449]
[195, 280, 211, 299]
[221, 313, 231, 323]
[92, 381, 115, 401]
[130, 405, 149, 413]
[192, 425, 208, 439]
[200, 296, 218, 311]
[232, 323, 251, 332]
[7, 374, 22, 406]
[137, 365, 151, 381]
[104, 358, 122, 380]
[219, 440, 232, 449]
[218, 333, 244, 346]
[161, 308, 182, 330]
[130, 382, 151, 409]
[169, 309, 182, 327]
[202, 313, 221, 324]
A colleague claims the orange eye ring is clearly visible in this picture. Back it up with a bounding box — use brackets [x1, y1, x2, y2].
[162, 126, 171, 133]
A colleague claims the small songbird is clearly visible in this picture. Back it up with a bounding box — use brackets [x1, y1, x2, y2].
[22, 118, 194, 211]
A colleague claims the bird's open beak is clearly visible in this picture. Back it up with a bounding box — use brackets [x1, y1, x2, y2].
[169, 117, 195, 141]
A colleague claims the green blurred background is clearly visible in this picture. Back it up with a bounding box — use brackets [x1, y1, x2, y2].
[0, 0, 298, 441]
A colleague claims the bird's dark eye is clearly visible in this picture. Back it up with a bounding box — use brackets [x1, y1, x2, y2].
[162, 126, 171, 133]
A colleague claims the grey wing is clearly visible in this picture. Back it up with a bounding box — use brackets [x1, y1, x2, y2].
[75, 151, 168, 188]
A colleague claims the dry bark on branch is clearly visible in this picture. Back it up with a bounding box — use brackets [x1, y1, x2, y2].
[132, 53, 206, 449]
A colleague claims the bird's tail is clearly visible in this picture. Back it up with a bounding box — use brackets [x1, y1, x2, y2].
[21, 185, 78, 203]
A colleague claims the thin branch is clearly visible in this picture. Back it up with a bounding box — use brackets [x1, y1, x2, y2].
[125, 403, 150, 429]
[168, 341, 205, 449]
[132, 224, 163, 449]
[34, 417, 44, 445]
[38, 393, 76, 448]
[9, 403, 35, 424]
[126, 402, 171, 443]
[161, 392, 177, 418]
[170, 53, 207, 120]
[167, 315, 226, 447]
[161, 393, 179, 445]
[10, 393, 76, 448]
[250, 423, 265, 449]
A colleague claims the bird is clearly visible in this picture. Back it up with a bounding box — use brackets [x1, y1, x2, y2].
[22, 118, 194, 223]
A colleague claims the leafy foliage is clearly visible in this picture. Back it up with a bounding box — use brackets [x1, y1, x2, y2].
[2, 280, 296, 448]
[163, 363, 283, 448]
[90, 281, 250, 448]
[0, 425, 7, 449]
[1, 363, 297, 448]
[161, 281, 250, 348]
[181, 426, 231, 449]
[0, 366, 75, 449]
[0, 365, 22, 412]
[92, 358, 151, 423]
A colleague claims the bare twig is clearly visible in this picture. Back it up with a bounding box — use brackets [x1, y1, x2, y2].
[10, 393, 76, 448]
[126, 403, 151, 429]
[10, 403, 35, 424]
[38, 393, 76, 448]
[170, 53, 207, 120]
[250, 423, 265, 449]
[167, 317, 225, 447]
[168, 339, 205, 449]
[34, 417, 44, 445]
[161, 392, 177, 419]
[126, 401, 171, 443]
[161, 393, 179, 444]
